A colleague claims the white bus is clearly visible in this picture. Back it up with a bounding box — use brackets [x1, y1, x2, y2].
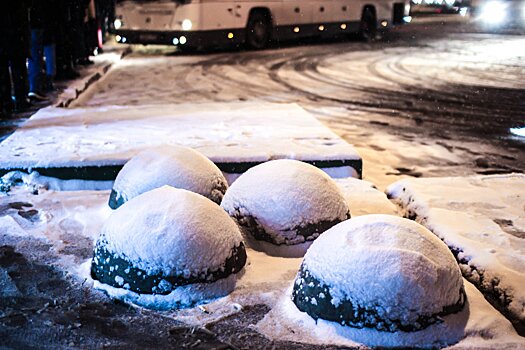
[112, 0, 412, 49]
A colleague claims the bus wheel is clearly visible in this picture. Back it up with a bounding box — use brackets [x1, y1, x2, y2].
[246, 12, 271, 49]
[359, 8, 377, 42]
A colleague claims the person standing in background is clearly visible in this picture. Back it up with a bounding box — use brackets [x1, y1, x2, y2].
[28, 1, 50, 101]
[71, 0, 92, 66]
[56, 0, 80, 80]
[43, 0, 59, 92]
[0, 1, 31, 115]
[28, 0, 59, 99]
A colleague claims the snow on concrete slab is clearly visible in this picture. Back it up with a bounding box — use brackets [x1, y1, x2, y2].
[386, 174, 525, 335]
[334, 177, 397, 216]
[0, 102, 361, 179]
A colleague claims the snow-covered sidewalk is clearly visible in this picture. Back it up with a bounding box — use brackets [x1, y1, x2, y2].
[387, 174, 525, 335]
[0, 102, 361, 183]
[54, 49, 127, 108]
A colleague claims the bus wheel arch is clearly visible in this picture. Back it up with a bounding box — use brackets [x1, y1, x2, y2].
[245, 8, 273, 49]
[359, 5, 378, 42]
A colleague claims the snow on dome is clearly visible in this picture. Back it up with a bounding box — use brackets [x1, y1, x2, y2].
[108, 146, 227, 209]
[221, 159, 350, 257]
[292, 214, 467, 347]
[91, 186, 246, 309]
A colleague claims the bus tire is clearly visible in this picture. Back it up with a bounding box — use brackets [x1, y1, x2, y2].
[359, 7, 377, 42]
[246, 12, 271, 49]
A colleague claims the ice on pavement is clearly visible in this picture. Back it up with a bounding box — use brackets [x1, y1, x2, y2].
[0, 102, 360, 174]
[386, 173, 525, 334]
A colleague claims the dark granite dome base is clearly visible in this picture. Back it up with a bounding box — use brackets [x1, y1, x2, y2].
[292, 263, 467, 333]
[230, 208, 351, 246]
[91, 239, 247, 295]
[108, 190, 126, 209]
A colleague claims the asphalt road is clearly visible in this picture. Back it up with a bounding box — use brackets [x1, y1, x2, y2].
[75, 14, 525, 187]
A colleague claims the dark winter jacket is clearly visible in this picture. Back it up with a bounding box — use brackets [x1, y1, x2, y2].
[29, 0, 60, 44]
[0, 1, 31, 57]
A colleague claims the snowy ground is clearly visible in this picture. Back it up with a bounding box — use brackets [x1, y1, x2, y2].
[1, 14, 524, 349]
[386, 174, 525, 335]
[258, 281, 525, 349]
[2, 179, 524, 348]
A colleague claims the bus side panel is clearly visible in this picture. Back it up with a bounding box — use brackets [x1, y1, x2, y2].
[310, 0, 335, 24]
[333, 0, 363, 23]
[278, 0, 312, 26]
[200, 0, 238, 31]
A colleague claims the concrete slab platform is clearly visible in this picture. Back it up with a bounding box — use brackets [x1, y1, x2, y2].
[0, 102, 361, 181]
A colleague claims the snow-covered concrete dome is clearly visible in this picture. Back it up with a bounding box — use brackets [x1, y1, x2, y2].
[221, 159, 350, 257]
[92, 186, 246, 309]
[108, 146, 227, 209]
[292, 214, 466, 346]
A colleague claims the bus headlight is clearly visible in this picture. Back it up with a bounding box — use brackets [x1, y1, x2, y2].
[182, 19, 192, 31]
[114, 18, 123, 30]
[479, 1, 508, 25]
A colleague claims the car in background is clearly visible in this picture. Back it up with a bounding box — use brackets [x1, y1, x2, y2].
[410, 0, 470, 14]
[470, 0, 525, 27]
